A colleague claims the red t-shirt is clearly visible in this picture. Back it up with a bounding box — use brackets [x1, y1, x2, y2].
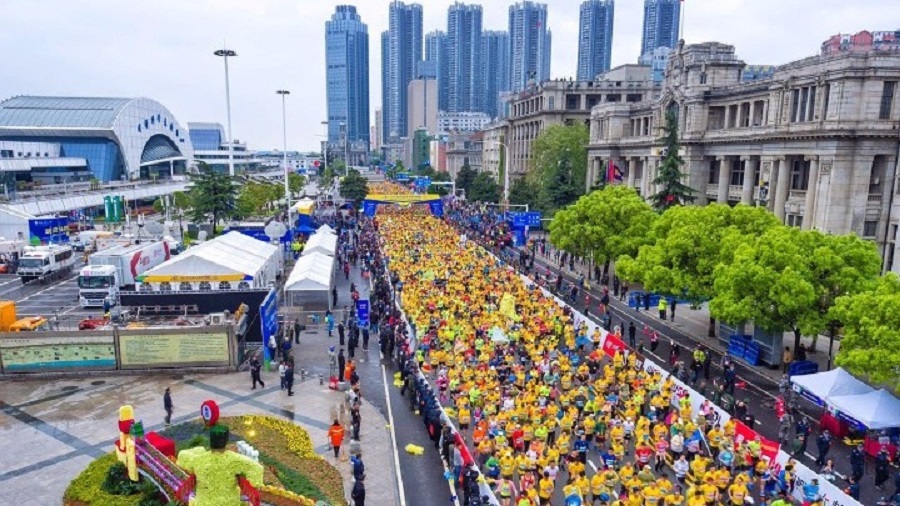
[636, 446, 653, 463]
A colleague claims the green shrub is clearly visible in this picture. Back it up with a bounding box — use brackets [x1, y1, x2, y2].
[258, 453, 329, 503]
[101, 462, 143, 496]
[63, 453, 142, 506]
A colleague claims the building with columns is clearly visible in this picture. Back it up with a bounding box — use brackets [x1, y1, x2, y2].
[506, 65, 660, 178]
[587, 40, 900, 272]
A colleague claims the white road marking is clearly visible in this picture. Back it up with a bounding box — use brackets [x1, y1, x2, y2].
[382, 363, 407, 506]
[16, 278, 77, 303]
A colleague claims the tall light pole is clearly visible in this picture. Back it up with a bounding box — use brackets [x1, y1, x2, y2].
[320, 120, 329, 186]
[276, 90, 291, 228]
[214, 48, 237, 176]
[496, 140, 510, 206]
[341, 121, 348, 175]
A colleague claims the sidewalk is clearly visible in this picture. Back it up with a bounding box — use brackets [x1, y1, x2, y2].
[0, 367, 399, 506]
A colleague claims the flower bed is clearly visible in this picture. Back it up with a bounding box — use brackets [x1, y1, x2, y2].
[64, 415, 344, 506]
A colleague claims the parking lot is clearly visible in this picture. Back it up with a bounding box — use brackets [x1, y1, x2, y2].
[0, 272, 95, 323]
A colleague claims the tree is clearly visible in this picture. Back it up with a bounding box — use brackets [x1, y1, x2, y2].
[527, 124, 588, 212]
[428, 171, 452, 196]
[508, 177, 539, 208]
[832, 274, 900, 389]
[189, 163, 237, 234]
[467, 172, 500, 202]
[616, 204, 780, 336]
[649, 109, 696, 211]
[152, 197, 165, 215]
[236, 181, 282, 218]
[288, 173, 306, 196]
[549, 186, 657, 270]
[455, 165, 477, 196]
[339, 168, 369, 201]
[172, 191, 192, 240]
[321, 165, 336, 188]
[710, 227, 881, 351]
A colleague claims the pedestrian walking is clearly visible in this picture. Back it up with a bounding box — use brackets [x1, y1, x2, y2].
[338, 322, 346, 346]
[337, 349, 346, 383]
[643, 293, 651, 312]
[782, 346, 793, 373]
[658, 297, 668, 320]
[284, 362, 294, 396]
[815, 431, 832, 466]
[362, 326, 370, 351]
[327, 419, 345, 459]
[279, 361, 287, 390]
[250, 357, 265, 389]
[163, 387, 173, 425]
[628, 322, 636, 348]
[669, 298, 677, 321]
[649, 330, 660, 352]
[293, 318, 301, 344]
[351, 453, 366, 481]
[332, 286, 339, 307]
[876, 449, 891, 489]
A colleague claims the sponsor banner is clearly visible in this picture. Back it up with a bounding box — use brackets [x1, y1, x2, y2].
[602, 334, 627, 359]
[142, 274, 249, 283]
[365, 194, 441, 203]
[260, 289, 278, 363]
[356, 299, 370, 327]
[0, 334, 115, 372]
[733, 420, 780, 463]
[119, 332, 229, 368]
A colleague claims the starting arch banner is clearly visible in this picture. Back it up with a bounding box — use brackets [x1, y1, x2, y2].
[363, 194, 443, 217]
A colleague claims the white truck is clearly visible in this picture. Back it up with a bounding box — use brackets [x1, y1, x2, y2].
[78, 241, 171, 308]
[17, 244, 76, 283]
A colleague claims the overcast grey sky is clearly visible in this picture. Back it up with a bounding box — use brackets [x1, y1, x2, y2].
[1, 0, 897, 152]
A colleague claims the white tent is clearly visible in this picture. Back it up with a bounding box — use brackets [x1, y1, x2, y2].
[828, 389, 900, 430]
[284, 252, 335, 309]
[790, 367, 874, 405]
[140, 231, 281, 290]
[302, 232, 338, 257]
[316, 224, 336, 235]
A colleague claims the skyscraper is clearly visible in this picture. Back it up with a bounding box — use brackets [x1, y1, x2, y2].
[482, 31, 510, 119]
[509, 1, 552, 92]
[384, 1, 423, 141]
[325, 5, 370, 146]
[425, 30, 449, 112]
[577, 0, 615, 80]
[446, 3, 483, 113]
[640, 0, 680, 58]
[381, 31, 390, 142]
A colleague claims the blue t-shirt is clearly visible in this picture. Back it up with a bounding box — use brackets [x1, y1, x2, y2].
[574, 440, 589, 454]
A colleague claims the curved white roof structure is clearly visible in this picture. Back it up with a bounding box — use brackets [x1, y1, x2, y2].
[0, 96, 194, 180]
[302, 232, 338, 257]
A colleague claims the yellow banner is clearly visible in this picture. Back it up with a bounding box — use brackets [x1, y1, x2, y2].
[142, 274, 248, 283]
[119, 332, 229, 367]
[366, 194, 440, 203]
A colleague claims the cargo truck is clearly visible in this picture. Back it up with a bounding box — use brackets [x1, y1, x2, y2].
[18, 244, 75, 283]
[78, 241, 170, 308]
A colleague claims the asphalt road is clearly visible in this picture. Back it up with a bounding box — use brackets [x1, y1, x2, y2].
[0, 271, 95, 323]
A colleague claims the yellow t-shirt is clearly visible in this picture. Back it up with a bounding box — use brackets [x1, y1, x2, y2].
[539, 478, 554, 499]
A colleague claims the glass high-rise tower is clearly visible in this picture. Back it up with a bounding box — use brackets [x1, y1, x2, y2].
[508, 1, 552, 92]
[446, 3, 483, 113]
[577, 0, 615, 80]
[482, 31, 510, 119]
[325, 5, 370, 146]
[640, 0, 680, 58]
[425, 30, 449, 112]
[383, 1, 423, 141]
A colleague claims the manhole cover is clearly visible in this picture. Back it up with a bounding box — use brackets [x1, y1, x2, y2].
[91, 380, 106, 386]
[61, 386, 78, 391]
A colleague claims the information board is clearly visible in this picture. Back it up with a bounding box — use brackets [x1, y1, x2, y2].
[356, 299, 370, 327]
[119, 332, 229, 368]
[259, 289, 278, 363]
[0, 334, 115, 372]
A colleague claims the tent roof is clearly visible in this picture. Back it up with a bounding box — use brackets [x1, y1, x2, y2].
[317, 224, 336, 235]
[790, 367, 874, 402]
[292, 199, 316, 215]
[302, 232, 337, 257]
[145, 231, 277, 278]
[829, 389, 900, 430]
[285, 251, 334, 292]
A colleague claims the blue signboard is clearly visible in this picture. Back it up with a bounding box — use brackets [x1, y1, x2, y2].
[396, 172, 410, 182]
[363, 200, 378, 217]
[28, 217, 69, 245]
[259, 289, 278, 363]
[507, 212, 527, 228]
[428, 199, 444, 217]
[525, 211, 542, 227]
[415, 177, 431, 190]
[356, 299, 370, 327]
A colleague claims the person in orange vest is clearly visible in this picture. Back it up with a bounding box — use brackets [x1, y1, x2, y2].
[327, 419, 345, 459]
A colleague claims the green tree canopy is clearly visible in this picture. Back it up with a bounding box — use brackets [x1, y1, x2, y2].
[428, 170, 452, 195]
[339, 168, 369, 201]
[710, 227, 882, 349]
[467, 172, 500, 203]
[288, 173, 306, 196]
[833, 273, 900, 389]
[549, 186, 657, 267]
[321, 165, 336, 188]
[618, 204, 780, 302]
[649, 109, 696, 211]
[526, 124, 588, 212]
[189, 164, 237, 234]
[508, 177, 539, 208]
[455, 165, 477, 196]
[236, 181, 283, 218]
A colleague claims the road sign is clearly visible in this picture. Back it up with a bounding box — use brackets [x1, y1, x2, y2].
[313, 160, 321, 168]
[356, 299, 370, 327]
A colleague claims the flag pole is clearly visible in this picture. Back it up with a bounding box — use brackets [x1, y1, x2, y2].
[679, 0, 686, 42]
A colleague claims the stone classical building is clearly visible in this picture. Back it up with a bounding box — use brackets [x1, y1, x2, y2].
[446, 130, 483, 178]
[587, 41, 900, 272]
[506, 65, 661, 177]
[481, 121, 509, 180]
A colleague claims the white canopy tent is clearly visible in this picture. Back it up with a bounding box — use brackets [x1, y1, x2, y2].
[790, 367, 874, 405]
[283, 251, 335, 309]
[828, 389, 900, 430]
[316, 224, 336, 235]
[140, 231, 281, 291]
[302, 232, 338, 257]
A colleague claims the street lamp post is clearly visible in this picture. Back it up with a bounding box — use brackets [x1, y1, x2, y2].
[213, 48, 238, 177]
[320, 120, 329, 186]
[341, 121, 348, 175]
[495, 141, 510, 207]
[276, 90, 291, 228]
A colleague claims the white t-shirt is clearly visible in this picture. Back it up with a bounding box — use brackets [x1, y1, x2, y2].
[279, 364, 287, 377]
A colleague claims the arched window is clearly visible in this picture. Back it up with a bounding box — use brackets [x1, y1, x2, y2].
[139, 283, 152, 292]
[160, 282, 172, 292]
[218, 281, 232, 290]
[238, 281, 250, 290]
[178, 282, 193, 291]
[198, 281, 212, 291]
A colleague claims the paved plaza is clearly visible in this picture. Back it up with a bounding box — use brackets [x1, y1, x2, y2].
[0, 368, 400, 506]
